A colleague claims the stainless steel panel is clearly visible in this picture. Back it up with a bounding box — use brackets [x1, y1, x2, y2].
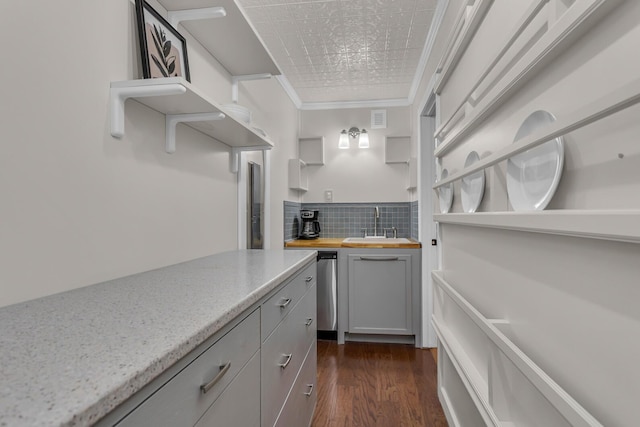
[317, 253, 337, 331]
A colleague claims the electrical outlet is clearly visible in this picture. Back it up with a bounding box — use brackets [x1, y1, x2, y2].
[324, 190, 333, 202]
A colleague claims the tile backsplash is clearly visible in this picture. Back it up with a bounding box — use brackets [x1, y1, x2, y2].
[410, 200, 418, 240]
[283, 201, 302, 241]
[284, 201, 419, 240]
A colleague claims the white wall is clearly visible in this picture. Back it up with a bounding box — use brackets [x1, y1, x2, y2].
[242, 79, 301, 248]
[0, 0, 298, 307]
[299, 107, 413, 203]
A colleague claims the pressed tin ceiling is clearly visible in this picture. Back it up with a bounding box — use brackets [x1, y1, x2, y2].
[235, 0, 439, 106]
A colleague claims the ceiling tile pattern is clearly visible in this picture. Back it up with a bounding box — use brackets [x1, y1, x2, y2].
[236, 0, 437, 104]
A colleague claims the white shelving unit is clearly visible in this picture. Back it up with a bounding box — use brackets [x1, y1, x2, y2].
[434, 77, 640, 188]
[433, 210, 640, 244]
[112, 2, 280, 171]
[288, 159, 308, 192]
[110, 78, 273, 163]
[432, 271, 603, 427]
[156, 0, 280, 76]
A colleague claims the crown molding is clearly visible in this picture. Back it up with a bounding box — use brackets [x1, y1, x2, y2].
[274, 75, 302, 109]
[299, 97, 411, 111]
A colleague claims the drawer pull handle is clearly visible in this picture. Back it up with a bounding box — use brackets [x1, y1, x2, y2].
[359, 256, 399, 261]
[200, 362, 231, 394]
[304, 384, 314, 397]
[278, 298, 292, 309]
[305, 276, 313, 283]
[279, 353, 293, 369]
[305, 318, 313, 327]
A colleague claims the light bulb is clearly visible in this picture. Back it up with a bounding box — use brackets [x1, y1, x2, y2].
[338, 130, 349, 149]
[358, 129, 369, 148]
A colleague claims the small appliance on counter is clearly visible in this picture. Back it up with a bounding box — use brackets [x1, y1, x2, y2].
[299, 209, 321, 239]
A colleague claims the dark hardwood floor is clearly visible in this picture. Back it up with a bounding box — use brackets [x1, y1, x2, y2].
[311, 340, 448, 427]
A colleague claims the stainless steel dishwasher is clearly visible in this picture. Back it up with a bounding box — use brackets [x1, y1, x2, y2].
[316, 251, 337, 338]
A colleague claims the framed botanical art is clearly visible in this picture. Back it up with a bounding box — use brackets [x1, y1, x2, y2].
[135, 0, 191, 82]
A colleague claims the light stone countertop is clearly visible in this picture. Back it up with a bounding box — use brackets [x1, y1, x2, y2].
[0, 249, 316, 427]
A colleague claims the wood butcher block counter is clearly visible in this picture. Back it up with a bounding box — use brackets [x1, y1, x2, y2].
[285, 238, 421, 249]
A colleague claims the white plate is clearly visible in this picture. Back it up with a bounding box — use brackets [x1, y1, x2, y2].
[438, 169, 453, 213]
[507, 110, 564, 211]
[461, 151, 485, 213]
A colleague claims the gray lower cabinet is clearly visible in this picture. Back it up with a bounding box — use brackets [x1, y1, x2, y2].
[262, 274, 317, 427]
[194, 351, 261, 427]
[347, 253, 413, 335]
[114, 309, 261, 427]
[338, 248, 421, 346]
[101, 261, 317, 427]
[274, 340, 317, 427]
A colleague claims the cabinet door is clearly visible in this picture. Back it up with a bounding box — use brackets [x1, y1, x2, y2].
[347, 254, 412, 335]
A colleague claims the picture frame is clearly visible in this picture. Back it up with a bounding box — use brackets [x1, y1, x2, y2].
[135, 0, 190, 82]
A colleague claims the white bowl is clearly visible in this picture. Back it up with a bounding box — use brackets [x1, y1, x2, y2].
[222, 103, 251, 125]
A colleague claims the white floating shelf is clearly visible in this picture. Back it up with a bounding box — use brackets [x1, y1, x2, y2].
[385, 136, 411, 164]
[288, 159, 308, 192]
[433, 210, 640, 244]
[407, 157, 417, 190]
[299, 137, 325, 165]
[157, 0, 281, 76]
[110, 77, 273, 153]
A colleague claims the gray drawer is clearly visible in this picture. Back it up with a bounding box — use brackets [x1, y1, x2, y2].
[116, 309, 260, 427]
[261, 284, 316, 427]
[274, 341, 317, 427]
[261, 262, 316, 341]
[194, 351, 260, 427]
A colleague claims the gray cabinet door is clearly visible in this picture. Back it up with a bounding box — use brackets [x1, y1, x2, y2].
[347, 254, 412, 335]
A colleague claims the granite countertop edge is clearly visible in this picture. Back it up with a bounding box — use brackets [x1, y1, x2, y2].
[0, 249, 317, 427]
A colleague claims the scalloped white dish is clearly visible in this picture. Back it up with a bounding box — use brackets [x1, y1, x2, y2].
[461, 151, 485, 213]
[438, 168, 453, 213]
[507, 110, 564, 211]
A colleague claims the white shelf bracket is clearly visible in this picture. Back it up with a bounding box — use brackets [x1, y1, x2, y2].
[165, 112, 225, 154]
[110, 84, 186, 139]
[167, 7, 227, 29]
[231, 74, 273, 103]
[229, 145, 272, 173]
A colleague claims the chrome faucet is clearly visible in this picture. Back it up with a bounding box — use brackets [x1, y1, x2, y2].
[374, 206, 380, 237]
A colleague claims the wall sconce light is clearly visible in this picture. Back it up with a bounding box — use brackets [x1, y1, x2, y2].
[339, 127, 369, 149]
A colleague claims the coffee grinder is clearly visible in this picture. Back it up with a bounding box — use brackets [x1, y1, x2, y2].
[299, 210, 321, 239]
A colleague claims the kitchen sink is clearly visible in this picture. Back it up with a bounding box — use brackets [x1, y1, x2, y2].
[342, 237, 412, 244]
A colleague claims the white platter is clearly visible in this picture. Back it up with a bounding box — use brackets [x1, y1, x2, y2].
[461, 151, 485, 213]
[438, 169, 454, 213]
[507, 110, 564, 211]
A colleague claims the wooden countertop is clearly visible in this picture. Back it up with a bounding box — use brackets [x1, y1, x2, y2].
[285, 238, 421, 249]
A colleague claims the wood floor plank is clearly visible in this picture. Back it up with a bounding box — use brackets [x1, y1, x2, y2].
[312, 340, 448, 427]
